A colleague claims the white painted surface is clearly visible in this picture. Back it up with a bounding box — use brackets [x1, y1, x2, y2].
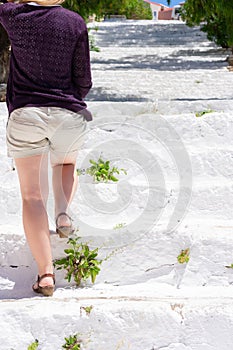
[0, 20, 233, 349]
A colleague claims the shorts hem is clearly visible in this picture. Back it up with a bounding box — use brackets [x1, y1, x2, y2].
[7, 147, 50, 159]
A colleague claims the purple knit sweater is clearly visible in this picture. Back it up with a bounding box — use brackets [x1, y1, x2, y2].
[0, 3, 92, 117]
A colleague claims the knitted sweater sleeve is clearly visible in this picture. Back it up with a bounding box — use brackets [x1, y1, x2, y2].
[72, 28, 92, 99]
[0, 3, 15, 25]
[0, 3, 8, 21]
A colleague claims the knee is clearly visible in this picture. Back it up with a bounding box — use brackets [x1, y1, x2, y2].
[21, 188, 45, 203]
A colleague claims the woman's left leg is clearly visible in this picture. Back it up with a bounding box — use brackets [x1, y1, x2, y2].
[15, 153, 54, 288]
[52, 161, 78, 225]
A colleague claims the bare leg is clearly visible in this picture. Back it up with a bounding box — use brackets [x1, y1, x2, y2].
[15, 154, 54, 288]
[52, 159, 78, 227]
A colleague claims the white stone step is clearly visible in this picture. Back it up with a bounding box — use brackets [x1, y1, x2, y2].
[88, 20, 232, 103]
[0, 284, 233, 349]
[1, 17, 233, 349]
[1, 222, 233, 292]
[1, 104, 233, 232]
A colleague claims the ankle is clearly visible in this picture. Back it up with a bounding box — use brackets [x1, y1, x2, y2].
[38, 265, 53, 277]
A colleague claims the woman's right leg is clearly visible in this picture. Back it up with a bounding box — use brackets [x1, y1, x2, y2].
[15, 153, 54, 288]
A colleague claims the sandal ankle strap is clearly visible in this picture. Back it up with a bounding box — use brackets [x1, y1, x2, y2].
[55, 212, 73, 227]
[38, 273, 55, 285]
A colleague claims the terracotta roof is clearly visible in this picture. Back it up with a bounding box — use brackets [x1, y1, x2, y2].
[161, 7, 172, 11]
[143, 0, 169, 8]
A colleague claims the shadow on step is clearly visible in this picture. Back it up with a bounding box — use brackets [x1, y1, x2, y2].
[0, 265, 37, 299]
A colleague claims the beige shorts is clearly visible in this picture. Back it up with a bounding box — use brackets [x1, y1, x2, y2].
[6, 106, 87, 165]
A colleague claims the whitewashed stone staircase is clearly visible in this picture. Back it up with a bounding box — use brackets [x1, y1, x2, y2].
[0, 21, 233, 350]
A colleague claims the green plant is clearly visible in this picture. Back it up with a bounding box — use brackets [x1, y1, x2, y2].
[77, 157, 127, 183]
[28, 340, 39, 350]
[62, 334, 81, 350]
[113, 223, 126, 230]
[88, 28, 100, 52]
[89, 35, 100, 52]
[180, 0, 233, 52]
[63, 0, 152, 21]
[54, 237, 102, 286]
[195, 109, 215, 117]
[80, 305, 93, 315]
[177, 248, 190, 264]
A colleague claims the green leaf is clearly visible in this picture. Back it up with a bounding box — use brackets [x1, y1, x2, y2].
[110, 175, 119, 182]
[120, 168, 127, 175]
[64, 249, 75, 255]
[67, 274, 72, 282]
[101, 169, 108, 175]
[90, 270, 98, 283]
[89, 159, 97, 165]
[27, 340, 39, 350]
[54, 258, 67, 265]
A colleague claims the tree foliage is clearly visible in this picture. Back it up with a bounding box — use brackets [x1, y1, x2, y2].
[121, 0, 152, 20]
[63, 0, 152, 20]
[181, 0, 233, 50]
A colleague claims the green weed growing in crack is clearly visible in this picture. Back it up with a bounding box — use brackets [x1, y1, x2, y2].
[54, 237, 102, 286]
[27, 340, 39, 350]
[113, 223, 126, 230]
[195, 109, 215, 117]
[77, 157, 127, 183]
[177, 248, 190, 264]
[62, 334, 82, 350]
[80, 305, 93, 315]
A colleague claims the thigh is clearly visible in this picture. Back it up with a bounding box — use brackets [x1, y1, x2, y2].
[15, 154, 49, 203]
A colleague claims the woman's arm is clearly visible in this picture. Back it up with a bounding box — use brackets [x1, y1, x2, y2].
[72, 28, 92, 99]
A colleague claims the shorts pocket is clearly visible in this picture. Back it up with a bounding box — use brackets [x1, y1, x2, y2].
[61, 113, 86, 129]
[9, 108, 45, 127]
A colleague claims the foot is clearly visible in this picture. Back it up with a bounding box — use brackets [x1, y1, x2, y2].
[32, 273, 55, 296]
[56, 212, 74, 238]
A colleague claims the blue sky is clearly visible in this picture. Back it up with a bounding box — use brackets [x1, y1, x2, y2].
[150, 0, 185, 7]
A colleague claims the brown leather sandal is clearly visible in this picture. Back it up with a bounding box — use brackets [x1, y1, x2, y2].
[32, 273, 55, 297]
[56, 212, 74, 238]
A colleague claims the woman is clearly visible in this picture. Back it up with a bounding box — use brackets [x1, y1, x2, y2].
[0, 0, 92, 296]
